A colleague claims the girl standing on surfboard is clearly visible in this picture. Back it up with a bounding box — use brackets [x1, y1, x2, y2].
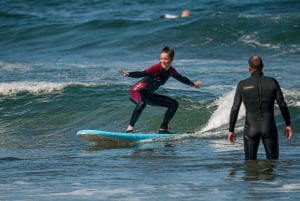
[118, 46, 201, 134]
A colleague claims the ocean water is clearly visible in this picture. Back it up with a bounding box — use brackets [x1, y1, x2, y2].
[0, 0, 300, 200]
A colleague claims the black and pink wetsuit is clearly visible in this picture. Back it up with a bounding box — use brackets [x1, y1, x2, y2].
[127, 63, 195, 130]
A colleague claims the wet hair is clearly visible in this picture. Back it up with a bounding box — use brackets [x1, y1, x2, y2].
[161, 46, 175, 60]
[248, 55, 264, 71]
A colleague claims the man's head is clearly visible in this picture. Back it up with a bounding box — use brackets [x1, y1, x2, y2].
[248, 55, 264, 73]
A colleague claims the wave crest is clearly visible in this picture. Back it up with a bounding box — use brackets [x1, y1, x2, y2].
[0, 81, 98, 96]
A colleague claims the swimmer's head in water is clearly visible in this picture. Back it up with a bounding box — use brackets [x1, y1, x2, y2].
[181, 10, 191, 18]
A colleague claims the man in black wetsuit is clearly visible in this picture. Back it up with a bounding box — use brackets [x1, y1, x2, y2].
[228, 55, 293, 160]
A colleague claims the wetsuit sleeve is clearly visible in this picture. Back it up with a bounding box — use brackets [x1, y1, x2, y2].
[170, 68, 195, 87]
[229, 83, 243, 132]
[127, 71, 148, 78]
[127, 64, 159, 78]
[274, 80, 291, 126]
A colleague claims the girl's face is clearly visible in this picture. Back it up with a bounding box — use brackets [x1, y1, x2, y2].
[160, 52, 173, 69]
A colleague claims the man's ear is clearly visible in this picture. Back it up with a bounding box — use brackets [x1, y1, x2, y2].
[248, 65, 252, 73]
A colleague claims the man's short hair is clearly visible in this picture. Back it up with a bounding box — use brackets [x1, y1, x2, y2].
[248, 55, 264, 71]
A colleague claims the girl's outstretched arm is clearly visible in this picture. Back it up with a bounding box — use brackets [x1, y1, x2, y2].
[118, 69, 129, 77]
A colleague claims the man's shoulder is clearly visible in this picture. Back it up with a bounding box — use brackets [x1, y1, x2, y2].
[238, 77, 251, 85]
[261, 75, 280, 86]
[237, 77, 255, 89]
[240, 74, 277, 82]
[238, 75, 279, 87]
[262, 75, 277, 81]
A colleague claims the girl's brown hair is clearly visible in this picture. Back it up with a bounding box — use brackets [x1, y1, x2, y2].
[161, 46, 175, 60]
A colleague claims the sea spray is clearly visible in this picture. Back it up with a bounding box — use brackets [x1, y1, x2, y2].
[201, 88, 245, 132]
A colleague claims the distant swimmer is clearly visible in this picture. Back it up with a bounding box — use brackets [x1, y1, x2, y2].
[160, 10, 191, 19]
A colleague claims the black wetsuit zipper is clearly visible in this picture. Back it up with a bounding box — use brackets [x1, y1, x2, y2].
[258, 74, 263, 117]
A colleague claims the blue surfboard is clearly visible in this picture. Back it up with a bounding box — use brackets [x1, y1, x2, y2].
[77, 129, 183, 142]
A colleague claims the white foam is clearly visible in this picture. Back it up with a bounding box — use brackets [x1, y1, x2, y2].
[257, 183, 300, 193]
[209, 139, 243, 151]
[239, 34, 280, 49]
[49, 188, 133, 196]
[0, 61, 31, 72]
[201, 89, 245, 132]
[283, 89, 300, 107]
[0, 82, 66, 95]
[0, 81, 98, 96]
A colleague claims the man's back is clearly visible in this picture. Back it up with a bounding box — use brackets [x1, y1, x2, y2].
[238, 71, 278, 117]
